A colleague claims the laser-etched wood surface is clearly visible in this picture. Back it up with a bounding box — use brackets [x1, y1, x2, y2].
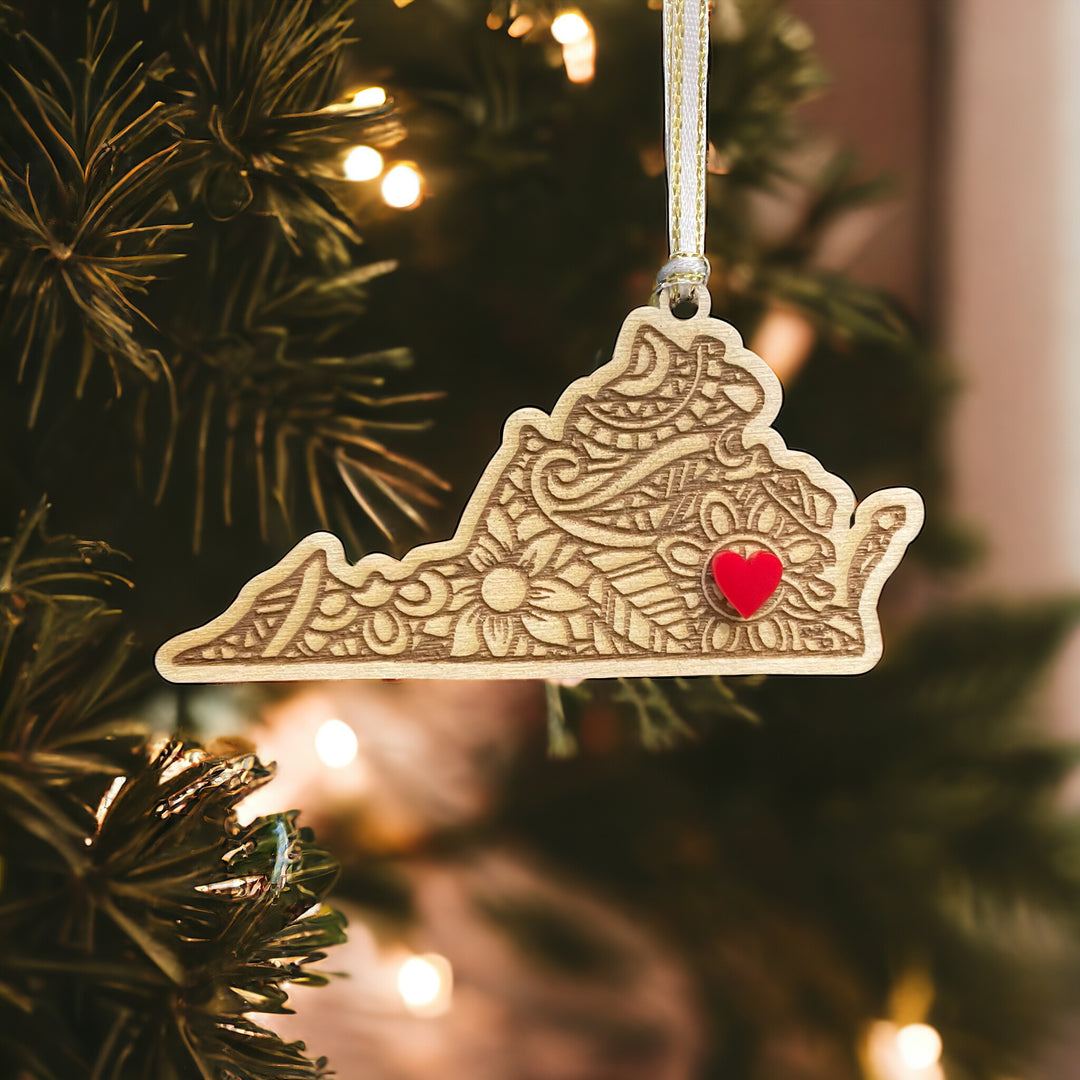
[156, 297, 923, 682]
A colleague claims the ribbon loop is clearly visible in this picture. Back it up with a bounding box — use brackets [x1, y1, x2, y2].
[655, 0, 711, 305]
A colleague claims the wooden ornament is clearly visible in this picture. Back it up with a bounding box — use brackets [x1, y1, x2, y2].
[156, 294, 923, 683]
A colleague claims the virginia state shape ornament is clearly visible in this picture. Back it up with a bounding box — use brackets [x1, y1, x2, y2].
[156, 295, 924, 682]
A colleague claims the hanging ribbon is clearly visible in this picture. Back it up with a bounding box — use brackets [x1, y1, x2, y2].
[655, 0, 711, 304]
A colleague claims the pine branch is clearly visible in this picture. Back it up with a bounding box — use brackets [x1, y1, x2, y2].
[173, 0, 403, 258]
[0, 498, 136, 760]
[0, 504, 345, 1079]
[546, 675, 760, 755]
[2, 0, 439, 551]
[0, 5, 187, 425]
[146, 236, 446, 552]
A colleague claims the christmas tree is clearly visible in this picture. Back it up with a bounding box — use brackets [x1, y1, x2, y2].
[1, 2, 1078, 1079]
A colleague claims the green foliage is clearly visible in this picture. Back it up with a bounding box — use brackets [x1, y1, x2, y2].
[0, 504, 345, 1079]
[0, 0, 435, 551]
[0, 5, 185, 422]
[174, 0, 397, 256]
[149, 242, 445, 552]
[547, 675, 760, 755]
[517, 602, 1080, 1080]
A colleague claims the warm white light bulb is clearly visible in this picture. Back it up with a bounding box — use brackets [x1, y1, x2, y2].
[343, 145, 384, 182]
[315, 718, 358, 768]
[381, 163, 423, 209]
[562, 35, 596, 83]
[551, 10, 590, 45]
[507, 14, 534, 38]
[397, 953, 453, 1015]
[352, 86, 387, 109]
[896, 1024, 943, 1071]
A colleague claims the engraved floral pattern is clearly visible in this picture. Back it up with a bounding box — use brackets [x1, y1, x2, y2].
[449, 507, 591, 657]
[157, 306, 924, 679]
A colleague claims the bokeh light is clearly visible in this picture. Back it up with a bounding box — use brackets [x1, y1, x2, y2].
[896, 1024, 943, 1071]
[315, 718, 359, 768]
[397, 953, 453, 1016]
[343, 145, 384, 182]
[865, 1020, 946, 1080]
[352, 86, 387, 109]
[551, 10, 590, 45]
[381, 163, 424, 209]
[507, 14, 534, 38]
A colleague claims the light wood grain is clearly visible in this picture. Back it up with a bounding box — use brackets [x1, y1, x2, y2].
[157, 298, 923, 682]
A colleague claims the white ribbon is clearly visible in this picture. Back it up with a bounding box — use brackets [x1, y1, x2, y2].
[655, 0, 711, 302]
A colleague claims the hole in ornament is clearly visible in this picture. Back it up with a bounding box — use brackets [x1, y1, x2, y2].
[670, 295, 699, 320]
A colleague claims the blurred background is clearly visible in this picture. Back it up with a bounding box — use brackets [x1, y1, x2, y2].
[4, 1, 1080, 1079]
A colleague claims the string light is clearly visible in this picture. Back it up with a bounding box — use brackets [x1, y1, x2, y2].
[507, 14, 534, 37]
[551, 10, 595, 83]
[551, 10, 590, 45]
[562, 35, 596, 83]
[396, 953, 453, 1016]
[749, 304, 816, 386]
[352, 86, 387, 109]
[707, 141, 730, 175]
[314, 718, 359, 768]
[865, 1020, 945, 1080]
[896, 1024, 943, 1071]
[381, 163, 424, 209]
[343, 145, 384, 182]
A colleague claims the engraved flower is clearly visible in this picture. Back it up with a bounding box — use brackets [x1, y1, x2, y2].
[450, 506, 592, 658]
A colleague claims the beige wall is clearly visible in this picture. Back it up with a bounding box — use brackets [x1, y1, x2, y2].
[946, 0, 1072, 595]
[948, 6, 1080, 1071]
[791, 0, 934, 313]
[794, 1, 1080, 607]
[790, 3, 1080, 1072]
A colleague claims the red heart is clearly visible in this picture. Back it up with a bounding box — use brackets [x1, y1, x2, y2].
[710, 550, 783, 618]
